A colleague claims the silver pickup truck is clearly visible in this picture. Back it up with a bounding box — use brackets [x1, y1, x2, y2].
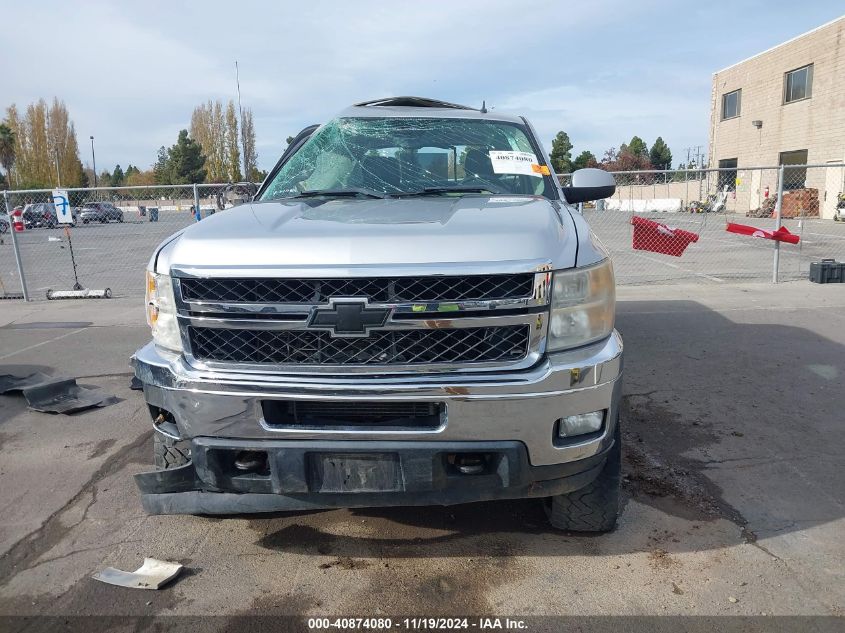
[133, 97, 623, 532]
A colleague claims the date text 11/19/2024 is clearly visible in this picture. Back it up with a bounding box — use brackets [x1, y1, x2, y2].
[307, 617, 528, 630]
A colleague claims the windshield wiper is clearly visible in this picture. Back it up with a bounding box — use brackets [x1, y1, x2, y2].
[395, 185, 505, 197]
[289, 188, 387, 199]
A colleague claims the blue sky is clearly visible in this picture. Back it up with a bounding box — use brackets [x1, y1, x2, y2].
[2, 1, 843, 173]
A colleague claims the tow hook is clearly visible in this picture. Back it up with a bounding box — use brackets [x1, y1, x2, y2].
[152, 410, 181, 440]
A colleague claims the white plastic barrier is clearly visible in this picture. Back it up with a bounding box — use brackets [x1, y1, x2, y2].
[605, 198, 683, 213]
[117, 205, 217, 214]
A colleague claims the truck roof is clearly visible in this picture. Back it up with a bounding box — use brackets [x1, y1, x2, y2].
[337, 96, 526, 124]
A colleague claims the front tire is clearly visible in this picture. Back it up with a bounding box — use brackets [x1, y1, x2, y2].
[545, 418, 621, 532]
[154, 433, 191, 470]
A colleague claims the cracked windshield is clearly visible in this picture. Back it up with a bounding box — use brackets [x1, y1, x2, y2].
[259, 117, 556, 200]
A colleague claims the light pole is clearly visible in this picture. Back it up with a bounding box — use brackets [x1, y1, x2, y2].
[90, 135, 97, 188]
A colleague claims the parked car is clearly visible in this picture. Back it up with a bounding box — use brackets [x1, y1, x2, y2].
[22, 203, 59, 228]
[133, 97, 621, 532]
[19, 202, 78, 228]
[79, 201, 124, 223]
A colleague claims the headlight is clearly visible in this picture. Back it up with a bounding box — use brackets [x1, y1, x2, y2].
[547, 259, 615, 352]
[145, 271, 182, 352]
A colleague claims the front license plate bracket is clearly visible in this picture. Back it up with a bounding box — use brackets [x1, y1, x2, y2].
[308, 453, 403, 493]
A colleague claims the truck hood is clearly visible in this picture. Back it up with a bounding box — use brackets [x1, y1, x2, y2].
[161, 196, 577, 275]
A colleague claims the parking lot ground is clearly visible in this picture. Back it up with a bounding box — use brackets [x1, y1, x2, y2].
[0, 282, 843, 629]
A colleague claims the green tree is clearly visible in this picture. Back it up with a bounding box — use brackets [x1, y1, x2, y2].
[110, 164, 125, 186]
[549, 131, 573, 174]
[649, 137, 672, 170]
[626, 136, 648, 157]
[572, 150, 596, 171]
[248, 167, 268, 182]
[0, 123, 15, 188]
[153, 146, 170, 184]
[166, 130, 207, 184]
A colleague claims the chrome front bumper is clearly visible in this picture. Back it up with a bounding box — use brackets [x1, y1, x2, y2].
[131, 331, 622, 468]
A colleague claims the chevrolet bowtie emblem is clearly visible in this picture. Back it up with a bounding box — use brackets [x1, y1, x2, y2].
[307, 299, 390, 338]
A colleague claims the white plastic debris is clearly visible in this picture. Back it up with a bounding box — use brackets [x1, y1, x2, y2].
[48, 236, 62, 242]
[92, 558, 183, 590]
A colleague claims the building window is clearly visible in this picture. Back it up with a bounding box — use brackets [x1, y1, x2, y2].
[721, 90, 741, 120]
[783, 64, 813, 103]
[779, 149, 808, 190]
[718, 158, 738, 191]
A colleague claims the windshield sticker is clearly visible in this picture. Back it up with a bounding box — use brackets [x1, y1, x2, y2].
[488, 151, 547, 178]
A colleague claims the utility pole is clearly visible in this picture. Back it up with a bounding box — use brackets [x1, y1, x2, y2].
[683, 144, 704, 199]
[90, 136, 97, 188]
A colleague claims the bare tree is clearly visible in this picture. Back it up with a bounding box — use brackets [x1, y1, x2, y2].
[240, 107, 258, 181]
[3, 99, 85, 188]
[192, 99, 244, 182]
[225, 101, 242, 182]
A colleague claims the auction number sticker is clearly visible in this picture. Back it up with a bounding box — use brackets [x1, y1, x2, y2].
[488, 151, 548, 177]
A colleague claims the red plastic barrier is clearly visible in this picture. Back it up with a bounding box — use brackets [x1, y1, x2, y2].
[725, 223, 800, 244]
[631, 216, 699, 257]
[11, 209, 25, 232]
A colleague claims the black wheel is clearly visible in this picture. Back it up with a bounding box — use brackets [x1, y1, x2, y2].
[545, 418, 621, 532]
[154, 433, 191, 470]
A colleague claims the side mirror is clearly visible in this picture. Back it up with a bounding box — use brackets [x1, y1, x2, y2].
[562, 168, 616, 204]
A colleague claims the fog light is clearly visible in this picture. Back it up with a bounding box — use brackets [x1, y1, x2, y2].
[558, 411, 605, 438]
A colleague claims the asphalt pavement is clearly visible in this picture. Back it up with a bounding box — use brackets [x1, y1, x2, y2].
[0, 282, 842, 631]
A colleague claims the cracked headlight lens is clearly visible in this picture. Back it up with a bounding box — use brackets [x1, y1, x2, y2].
[548, 259, 615, 352]
[145, 271, 182, 352]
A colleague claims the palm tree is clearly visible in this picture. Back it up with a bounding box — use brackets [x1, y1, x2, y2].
[0, 123, 16, 188]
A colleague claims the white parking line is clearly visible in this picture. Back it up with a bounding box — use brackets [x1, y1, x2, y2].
[625, 250, 725, 283]
[803, 232, 845, 240]
[0, 327, 88, 360]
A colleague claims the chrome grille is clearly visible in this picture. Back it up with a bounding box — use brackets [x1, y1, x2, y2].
[188, 325, 530, 366]
[179, 274, 534, 304]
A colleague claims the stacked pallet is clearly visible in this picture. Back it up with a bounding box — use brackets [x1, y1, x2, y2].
[747, 188, 820, 218]
[781, 188, 819, 218]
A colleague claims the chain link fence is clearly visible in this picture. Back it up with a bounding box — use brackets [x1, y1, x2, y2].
[565, 164, 845, 284]
[2, 165, 844, 300]
[0, 183, 253, 300]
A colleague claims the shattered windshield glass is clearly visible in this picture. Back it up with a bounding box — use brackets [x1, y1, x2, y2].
[259, 117, 556, 200]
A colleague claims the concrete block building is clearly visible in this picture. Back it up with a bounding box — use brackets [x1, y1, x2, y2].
[708, 16, 845, 219]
